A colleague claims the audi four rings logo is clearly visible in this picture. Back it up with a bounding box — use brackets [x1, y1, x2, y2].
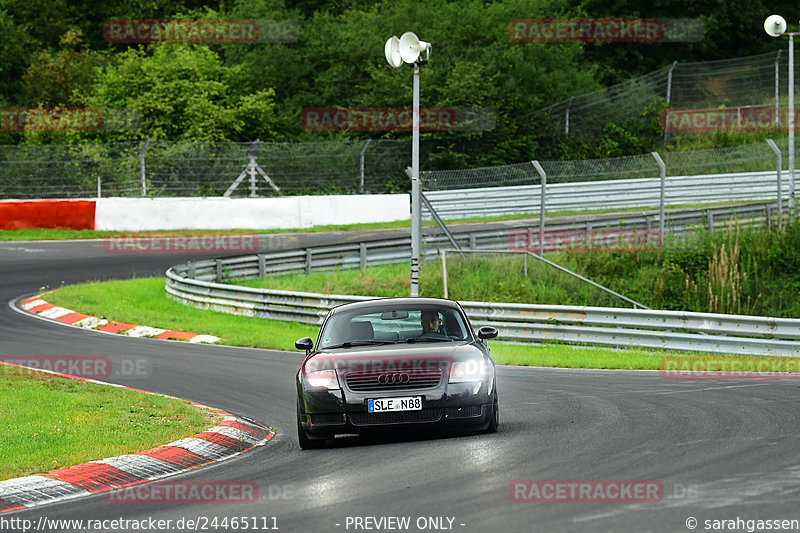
[378, 373, 410, 384]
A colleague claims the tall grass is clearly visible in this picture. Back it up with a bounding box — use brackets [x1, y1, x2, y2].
[239, 218, 800, 317]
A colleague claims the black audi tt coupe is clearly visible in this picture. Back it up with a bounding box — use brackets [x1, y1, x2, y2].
[294, 297, 499, 449]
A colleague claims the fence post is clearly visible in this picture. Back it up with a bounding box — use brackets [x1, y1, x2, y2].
[651, 151, 666, 245]
[360, 243, 367, 273]
[360, 139, 371, 194]
[440, 249, 448, 299]
[565, 97, 574, 135]
[97, 176, 101, 198]
[776, 50, 782, 127]
[258, 254, 266, 277]
[663, 61, 678, 146]
[139, 139, 150, 197]
[215, 259, 222, 283]
[531, 160, 547, 255]
[766, 139, 783, 229]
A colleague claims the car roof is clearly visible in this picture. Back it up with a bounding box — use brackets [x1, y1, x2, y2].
[328, 297, 462, 315]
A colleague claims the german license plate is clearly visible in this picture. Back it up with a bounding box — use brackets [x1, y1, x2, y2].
[368, 396, 422, 413]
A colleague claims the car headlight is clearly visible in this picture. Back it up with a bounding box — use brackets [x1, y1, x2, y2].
[449, 360, 485, 383]
[304, 368, 341, 390]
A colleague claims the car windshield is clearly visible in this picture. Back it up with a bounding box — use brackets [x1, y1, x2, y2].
[318, 304, 470, 349]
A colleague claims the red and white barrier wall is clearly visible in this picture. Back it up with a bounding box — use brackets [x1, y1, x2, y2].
[0, 200, 96, 230]
[0, 195, 410, 231]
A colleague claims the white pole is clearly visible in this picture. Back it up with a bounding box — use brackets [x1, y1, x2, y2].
[440, 249, 448, 299]
[410, 63, 421, 297]
[789, 34, 796, 215]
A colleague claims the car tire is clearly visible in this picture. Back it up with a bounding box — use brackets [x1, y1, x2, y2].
[484, 392, 499, 434]
[297, 401, 326, 450]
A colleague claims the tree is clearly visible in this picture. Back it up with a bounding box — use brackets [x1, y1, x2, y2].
[23, 29, 109, 107]
[82, 44, 278, 141]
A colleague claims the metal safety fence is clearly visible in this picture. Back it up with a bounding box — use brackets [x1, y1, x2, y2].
[0, 138, 417, 199]
[421, 140, 795, 243]
[165, 204, 800, 356]
[531, 50, 798, 143]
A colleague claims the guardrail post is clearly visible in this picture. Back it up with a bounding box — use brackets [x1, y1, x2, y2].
[360, 243, 367, 273]
[215, 259, 222, 283]
[651, 151, 666, 245]
[707, 211, 714, 233]
[469, 233, 476, 249]
[188, 261, 195, 279]
[531, 161, 547, 256]
[258, 254, 266, 277]
[766, 139, 783, 229]
[306, 249, 312, 274]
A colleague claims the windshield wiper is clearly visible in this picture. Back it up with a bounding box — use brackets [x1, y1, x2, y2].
[325, 340, 398, 350]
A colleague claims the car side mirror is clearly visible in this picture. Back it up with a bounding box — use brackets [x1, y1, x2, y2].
[295, 337, 313, 354]
[477, 326, 498, 341]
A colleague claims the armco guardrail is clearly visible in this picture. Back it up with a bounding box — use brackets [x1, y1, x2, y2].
[165, 215, 800, 357]
[424, 171, 791, 220]
[166, 268, 800, 356]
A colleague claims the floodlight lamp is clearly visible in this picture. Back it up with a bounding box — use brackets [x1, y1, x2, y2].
[765, 15, 787, 37]
[385, 36, 402, 67]
[399, 32, 431, 64]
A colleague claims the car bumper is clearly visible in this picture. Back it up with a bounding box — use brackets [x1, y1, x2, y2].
[298, 381, 494, 437]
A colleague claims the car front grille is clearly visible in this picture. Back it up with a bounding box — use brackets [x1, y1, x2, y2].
[344, 369, 443, 392]
[443, 405, 483, 418]
[349, 409, 442, 426]
[310, 413, 346, 425]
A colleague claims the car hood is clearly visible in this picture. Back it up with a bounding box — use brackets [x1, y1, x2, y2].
[304, 342, 485, 375]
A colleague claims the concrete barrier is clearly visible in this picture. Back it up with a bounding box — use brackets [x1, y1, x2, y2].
[0, 199, 96, 230]
[92, 195, 409, 231]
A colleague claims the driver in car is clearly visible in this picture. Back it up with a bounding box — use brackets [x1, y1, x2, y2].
[420, 310, 444, 336]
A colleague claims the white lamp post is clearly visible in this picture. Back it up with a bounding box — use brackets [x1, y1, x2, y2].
[765, 15, 797, 215]
[385, 32, 431, 296]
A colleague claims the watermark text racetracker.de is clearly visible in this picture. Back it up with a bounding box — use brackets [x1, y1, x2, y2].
[509, 479, 663, 503]
[1, 108, 140, 132]
[508, 228, 662, 254]
[0, 356, 150, 379]
[301, 107, 496, 132]
[104, 19, 298, 44]
[509, 18, 704, 42]
[661, 107, 800, 133]
[661, 357, 800, 380]
[103, 235, 259, 255]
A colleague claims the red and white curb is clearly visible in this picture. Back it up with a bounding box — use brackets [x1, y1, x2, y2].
[19, 295, 220, 344]
[0, 361, 275, 514]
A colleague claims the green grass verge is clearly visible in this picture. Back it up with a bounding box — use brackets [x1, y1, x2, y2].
[44, 277, 800, 372]
[45, 277, 318, 349]
[0, 368, 219, 480]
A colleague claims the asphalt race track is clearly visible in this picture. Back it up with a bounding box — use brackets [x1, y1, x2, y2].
[2, 233, 800, 533]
